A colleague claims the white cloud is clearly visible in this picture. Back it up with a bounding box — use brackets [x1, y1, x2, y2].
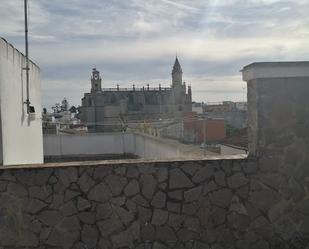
[160, 0, 199, 11]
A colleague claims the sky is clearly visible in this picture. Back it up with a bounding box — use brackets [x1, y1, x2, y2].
[1, 0, 309, 110]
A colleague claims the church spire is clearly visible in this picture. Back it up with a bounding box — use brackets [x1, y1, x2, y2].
[173, 56, 182, 74]
[172, 56, 183, 86]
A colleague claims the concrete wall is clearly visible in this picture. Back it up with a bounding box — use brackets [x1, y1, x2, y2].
[160, 122, 183, 141]
[44, 133, 135, 157]
[0, 38, 43, 165]
[43, 132, 180, 160]
[134, 133, 180, 159]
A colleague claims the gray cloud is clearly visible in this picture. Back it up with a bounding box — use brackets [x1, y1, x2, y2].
[1, 0, 309, 109]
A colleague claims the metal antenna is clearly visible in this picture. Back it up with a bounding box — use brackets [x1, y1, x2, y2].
[24, 0, 31, 113]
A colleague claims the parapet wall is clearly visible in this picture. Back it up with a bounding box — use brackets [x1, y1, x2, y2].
[0, 156, 307, 249]
[43, 132, 180, 160]
[0, 38, 43, 165]
[0, 159, 259, 248]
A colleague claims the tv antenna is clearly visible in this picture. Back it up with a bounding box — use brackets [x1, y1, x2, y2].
[23, 0, 33, 113]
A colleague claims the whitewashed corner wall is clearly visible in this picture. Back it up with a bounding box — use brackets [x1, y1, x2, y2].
[0, 38, 43, 165]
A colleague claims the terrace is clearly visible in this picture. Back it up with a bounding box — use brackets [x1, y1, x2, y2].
[0, 39, 309, 248]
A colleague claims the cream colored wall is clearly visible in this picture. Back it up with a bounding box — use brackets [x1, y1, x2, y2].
[0, 38, 43, 165]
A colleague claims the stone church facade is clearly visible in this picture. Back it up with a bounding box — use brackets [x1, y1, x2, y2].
[79, 58, 192, 131]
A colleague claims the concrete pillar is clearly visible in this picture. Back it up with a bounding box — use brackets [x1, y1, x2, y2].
[242, 62, 309, 160]
[242, 62, 309, 241]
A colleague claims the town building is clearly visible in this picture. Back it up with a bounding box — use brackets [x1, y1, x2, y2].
[79, 57, 192, 131]
[204, 101, 247, 129]
[192, 102, 204, 114]
[183, 112, 226, 144]
[159, 111, 226, 144]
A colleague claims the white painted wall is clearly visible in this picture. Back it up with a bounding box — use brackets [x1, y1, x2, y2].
[134, 133, 180, 159]
[0, 38, 43, 165]
[44, 132, 180, 159]
[44, 133, 135, 157]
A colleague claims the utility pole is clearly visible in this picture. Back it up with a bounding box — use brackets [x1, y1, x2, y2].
[24, 0, 31, 113]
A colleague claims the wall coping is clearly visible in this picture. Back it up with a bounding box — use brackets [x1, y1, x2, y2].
[0, 154, 248, 170]
[0, 37, 39, 69]
[242, 61, 309, 81]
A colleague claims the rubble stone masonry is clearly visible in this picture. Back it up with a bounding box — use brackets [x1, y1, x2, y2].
[0, 155, 307, 249]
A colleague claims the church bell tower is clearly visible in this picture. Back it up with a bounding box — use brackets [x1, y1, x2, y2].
[91, 68, 102, 93]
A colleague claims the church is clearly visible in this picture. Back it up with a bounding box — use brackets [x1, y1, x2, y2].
[79, 57, 192, 131]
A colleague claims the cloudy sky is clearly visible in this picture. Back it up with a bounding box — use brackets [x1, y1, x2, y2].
[1, 0, 309, 109]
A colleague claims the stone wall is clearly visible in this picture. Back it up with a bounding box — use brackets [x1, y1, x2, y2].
[0, 157, 308, 249]
[243, 62, 309, 248]
[0, 160, 252, 249]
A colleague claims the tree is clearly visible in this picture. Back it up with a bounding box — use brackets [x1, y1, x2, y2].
[75, 106, 82, 120]
[69, 105, 77, 113]
[52, 103, 61, 113]
[61, 98, 69, 112]
[51, 98, 70, 113]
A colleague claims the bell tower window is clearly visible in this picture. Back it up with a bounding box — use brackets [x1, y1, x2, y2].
[91, 68, 102, 92]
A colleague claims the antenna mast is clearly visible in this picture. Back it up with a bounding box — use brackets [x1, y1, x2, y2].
[24, 0, 31, 113]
